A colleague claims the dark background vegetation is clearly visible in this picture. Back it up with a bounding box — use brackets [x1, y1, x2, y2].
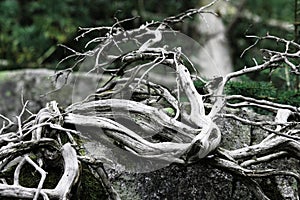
[0, 0, 198, 69]
[0, 0, 298, 105]
[0, 0, 294, 68]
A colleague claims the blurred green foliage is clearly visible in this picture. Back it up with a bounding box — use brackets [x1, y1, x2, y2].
[226, 0, 299, 96]
[247, 0, 294, 21]
[228, 0, 295, 71]
[0, 0, 296, 70]
[0, 0, 198, 69]
[0, 0, 85, 68]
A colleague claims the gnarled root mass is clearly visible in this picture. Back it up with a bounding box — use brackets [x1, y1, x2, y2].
[0, 0, 300, 199]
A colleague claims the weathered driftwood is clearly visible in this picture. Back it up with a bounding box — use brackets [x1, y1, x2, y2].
[0, 0, 299, 199]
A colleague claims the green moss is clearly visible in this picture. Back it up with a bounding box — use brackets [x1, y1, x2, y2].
[277, 90, 300, 107]
[0, 71, 8, 82]
[225, 81, 277, 100]
[5, 90, 12, 97]
[75, 163, 108, 200]
[19, 163, 41, 188]
[43, 164, 64, 189]
[225, 80, 300, 107]
[0, 156, 108, 200]
[0, 159, 63, 189]
[0, 162, 54, 200]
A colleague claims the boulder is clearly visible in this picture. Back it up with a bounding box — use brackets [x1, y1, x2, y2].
[0, 69, 298, 200]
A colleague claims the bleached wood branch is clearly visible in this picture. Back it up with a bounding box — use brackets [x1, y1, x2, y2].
[0, 1, 300, 199]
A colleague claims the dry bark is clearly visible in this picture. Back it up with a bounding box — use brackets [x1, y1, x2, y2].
[0, 0, 299, 199]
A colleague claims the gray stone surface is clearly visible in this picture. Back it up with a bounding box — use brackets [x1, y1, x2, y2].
[0, 69, 106, 123]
